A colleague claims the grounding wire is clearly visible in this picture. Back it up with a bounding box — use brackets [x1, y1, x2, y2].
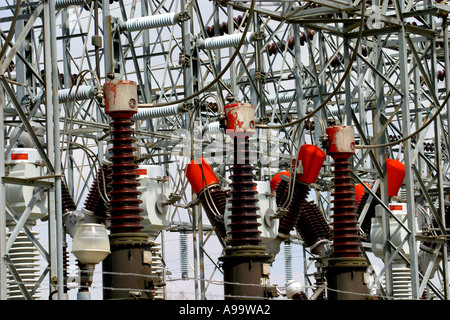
[180, 95, 226, 238]
[279, 122, 303, 212]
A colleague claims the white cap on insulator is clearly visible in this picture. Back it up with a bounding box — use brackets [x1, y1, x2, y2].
[103, 79, 138, 115]
[285, 280, 302, 299]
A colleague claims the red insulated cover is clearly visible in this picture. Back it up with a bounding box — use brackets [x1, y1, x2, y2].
[355, 182, 371, 206]
[270, 170, 291, 191]
[386, 158, 405, 197]
[185, 157, 219, 195]
[296, 144, 326, 184]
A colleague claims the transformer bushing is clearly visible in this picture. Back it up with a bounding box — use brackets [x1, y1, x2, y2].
[101, 80, 155, 299]
[295, 200, 333, 257]
[371, 203, 414, 299]
[355, 159, 405, 240]
[325, 125, 370, 300]
[219, 102, 272, 300]
[277, 144, 326, 239]
[265, 144, 326, 262]
[185, 157, 227, 241]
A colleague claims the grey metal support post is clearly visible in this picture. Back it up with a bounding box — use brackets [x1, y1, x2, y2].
[357, 44, 367, 169]
[373, 18, 392, 297]
[0, 74, 7, 300]
[102, 0, 113, 77]
[62, 7, 74, 195]
[192, 205, 200, 299]
[198, 206, 206, 300]
[43, 0, 65, 300]
[254, 11, 265, 121]
[227, 5, 237, 96]
[141, 0, 152, 105]
[14, 0, 25, 104]
[429, 6, 449, 300]
[180, 0, 199, 299]
[292, 11, 305, 146]
[344, 34, 352, 126]
[398, 23, 419, 301]
[442, 15, 450, 299]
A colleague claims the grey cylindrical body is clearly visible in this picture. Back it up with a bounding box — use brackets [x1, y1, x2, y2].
[103, 233, 155, 300]
[325, 257, 370, 300]
[220, 246, 272, 300]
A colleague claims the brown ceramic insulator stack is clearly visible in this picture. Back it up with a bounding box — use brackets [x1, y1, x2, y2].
[275, 178, 289, 208]
[84, 163, 111, 219]
[296, 201, 332, 248]
[61, 181, 77, 214]
[77, 259, 89, 292]
[292, 291, 308, 300]
[199, 185, 227, 240]
[421, 290, 428, 300]
[330, 157, 361, 258]
[314, 279, 326, 300]
[93, 168, 111, 218]
[227, 136, 261, 246]
[325, 125, 370, 300]
[63, 244, 69, 294]
[277, 181, 310, 237]
[107, 113, 143, 234]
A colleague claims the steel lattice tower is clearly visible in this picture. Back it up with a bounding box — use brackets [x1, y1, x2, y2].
[0, 0, 449, 300]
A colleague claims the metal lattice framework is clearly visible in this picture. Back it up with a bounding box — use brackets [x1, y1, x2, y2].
[0, 0, 449, 300]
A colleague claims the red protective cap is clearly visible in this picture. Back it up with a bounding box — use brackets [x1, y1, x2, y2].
[386, 158, 405, 197]
[185, 158, 219, 195]
[355, 182, 371, 206]
[270, 170, 291, 191]
[224, 103, 255, 136]
[296, 144, 326, 184]
[104, 79, 138, 116]
[325, 125, 355, 156]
